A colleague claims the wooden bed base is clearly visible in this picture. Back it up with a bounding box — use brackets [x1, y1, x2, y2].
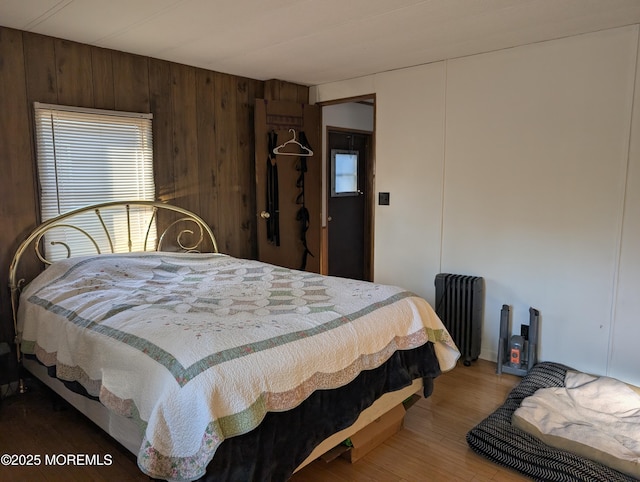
[296, 378, 422, 471]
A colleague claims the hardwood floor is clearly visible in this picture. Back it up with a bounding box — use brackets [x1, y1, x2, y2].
[291, 359, 529, 482]
[0, 359, 530, 481]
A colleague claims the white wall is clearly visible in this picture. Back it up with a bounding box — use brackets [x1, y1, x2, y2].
[311, 25, 640, 386]
[323, 102, 374, 132]
[374, 64, 446, 299]
[443, 27, 637, 376]
[610, 37, 640, 385]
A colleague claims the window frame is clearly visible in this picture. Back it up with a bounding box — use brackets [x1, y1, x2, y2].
[330, 148, 360, 197]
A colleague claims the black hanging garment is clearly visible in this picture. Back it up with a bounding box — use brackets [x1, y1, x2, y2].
[266, 131, 280, 246]
[295, 131, 314, 270]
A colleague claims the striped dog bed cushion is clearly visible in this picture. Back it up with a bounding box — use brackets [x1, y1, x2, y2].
[466, 362, 638, 482]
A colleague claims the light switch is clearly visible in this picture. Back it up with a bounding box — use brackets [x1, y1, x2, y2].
[378, 192, 390, 205]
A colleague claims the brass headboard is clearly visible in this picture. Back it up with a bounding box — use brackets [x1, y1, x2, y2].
[9, 200, 218, 366]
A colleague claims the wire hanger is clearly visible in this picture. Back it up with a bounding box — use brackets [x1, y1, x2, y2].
[273, 129, 313, 157]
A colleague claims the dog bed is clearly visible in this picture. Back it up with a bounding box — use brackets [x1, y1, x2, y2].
[466, 362, 639, 481]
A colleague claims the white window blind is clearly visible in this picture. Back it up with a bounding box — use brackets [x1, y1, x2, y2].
[34, 103, 156, 260]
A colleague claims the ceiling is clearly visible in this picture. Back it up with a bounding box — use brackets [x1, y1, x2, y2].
[2, 0, 640, 86]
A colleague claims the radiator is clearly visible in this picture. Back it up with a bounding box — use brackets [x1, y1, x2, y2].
[434, 273, 484, 366]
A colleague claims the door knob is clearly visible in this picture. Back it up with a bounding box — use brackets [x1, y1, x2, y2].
[260, 211, 271, 219]
[327, 216, 332, 222]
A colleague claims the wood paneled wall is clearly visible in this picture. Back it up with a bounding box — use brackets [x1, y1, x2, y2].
[0, 26, 308, 344]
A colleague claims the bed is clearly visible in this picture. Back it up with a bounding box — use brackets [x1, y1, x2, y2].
[9, 201, 460, 482]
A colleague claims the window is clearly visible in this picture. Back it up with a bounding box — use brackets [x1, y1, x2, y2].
[331, 149, 359, 197]
[34, 103, 155, 260]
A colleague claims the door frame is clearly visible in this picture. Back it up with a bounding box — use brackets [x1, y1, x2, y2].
[318, 95, 376, 280]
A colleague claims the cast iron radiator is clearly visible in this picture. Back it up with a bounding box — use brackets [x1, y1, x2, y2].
[434, 273, 484, 366]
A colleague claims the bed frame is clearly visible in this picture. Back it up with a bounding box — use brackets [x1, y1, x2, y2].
[8, 200, 421, 477]
[9, 201, 217, 365]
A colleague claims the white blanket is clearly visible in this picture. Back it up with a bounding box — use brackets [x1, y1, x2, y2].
[512, 370, 640, 479]
[18, 252, 459, 481]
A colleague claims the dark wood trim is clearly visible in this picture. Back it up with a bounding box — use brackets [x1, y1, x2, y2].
[0, 28, 37, 343]
[112, 51, 149, 113]
[318, 97, 376, 279]
[55, 38, 94, 107]
[91, 47, 115, 110]
[264, 79, 308, 103]
[316, 93, 376, 107]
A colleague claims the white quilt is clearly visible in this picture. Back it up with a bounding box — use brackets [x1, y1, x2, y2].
[18, 252, 459, 481]
[512, 370, 640, 479]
